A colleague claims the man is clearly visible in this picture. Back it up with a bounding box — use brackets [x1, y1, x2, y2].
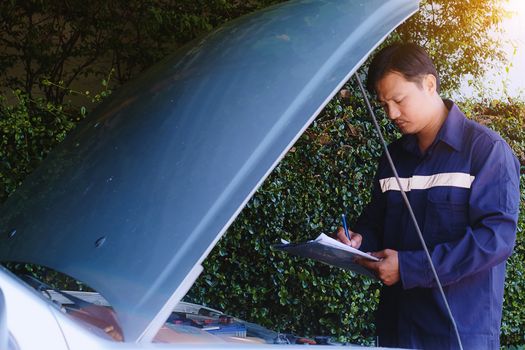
[337, 43, 520, 349]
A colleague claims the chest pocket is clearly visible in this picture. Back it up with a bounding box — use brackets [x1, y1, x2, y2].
[424, 187, 470, 245]
[383, 191, 404, 249]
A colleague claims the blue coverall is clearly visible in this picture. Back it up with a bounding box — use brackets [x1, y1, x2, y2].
[355, 100, 521, 349]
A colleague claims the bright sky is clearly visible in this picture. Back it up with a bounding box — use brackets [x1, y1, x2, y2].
[458, 0, 525, 99]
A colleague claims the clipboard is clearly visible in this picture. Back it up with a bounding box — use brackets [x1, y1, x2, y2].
[273, 233, 379, 279]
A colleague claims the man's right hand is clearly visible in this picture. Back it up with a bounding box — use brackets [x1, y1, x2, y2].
[335, 226, 363, 249]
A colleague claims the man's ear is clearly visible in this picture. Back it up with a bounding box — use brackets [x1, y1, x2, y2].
[423, 74, 437, 94]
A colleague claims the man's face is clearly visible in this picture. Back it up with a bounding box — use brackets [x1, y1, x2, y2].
[376, 71, 435, 135]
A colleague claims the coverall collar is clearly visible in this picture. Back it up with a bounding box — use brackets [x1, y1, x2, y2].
[402, 99, 465, 156]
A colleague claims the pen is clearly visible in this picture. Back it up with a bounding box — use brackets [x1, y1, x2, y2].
[341, 213, 351, 241]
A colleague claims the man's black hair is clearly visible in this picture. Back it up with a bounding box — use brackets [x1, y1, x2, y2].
[366, 43, 440, 95]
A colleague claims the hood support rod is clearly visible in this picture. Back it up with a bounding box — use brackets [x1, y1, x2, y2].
[353, 72, 463, 350]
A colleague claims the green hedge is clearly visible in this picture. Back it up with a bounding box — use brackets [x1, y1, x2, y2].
[0, 87, 523, 345]
[185, 84, 399, 344]
[185, 91, 525, 345]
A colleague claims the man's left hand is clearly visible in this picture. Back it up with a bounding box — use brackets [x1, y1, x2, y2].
[356, 249, 400, 286]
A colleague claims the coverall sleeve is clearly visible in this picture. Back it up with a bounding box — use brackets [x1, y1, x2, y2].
[399, 140, 521, 289]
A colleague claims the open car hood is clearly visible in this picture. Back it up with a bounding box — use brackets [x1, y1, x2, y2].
[0, 0, 418, 343]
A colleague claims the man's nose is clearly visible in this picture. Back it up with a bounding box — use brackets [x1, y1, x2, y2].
[388, 105, 401, 120]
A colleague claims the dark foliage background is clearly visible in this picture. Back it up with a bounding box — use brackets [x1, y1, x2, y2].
[0, 0, 523, 346]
